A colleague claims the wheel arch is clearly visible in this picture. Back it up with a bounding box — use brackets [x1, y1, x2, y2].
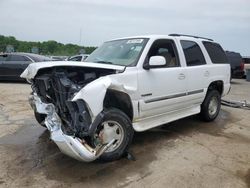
[207, 80, 224, 95]
[103, 89, 133, 121]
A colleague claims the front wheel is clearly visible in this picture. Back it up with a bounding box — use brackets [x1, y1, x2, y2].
[92, 108, 134, 162]
[200, 90, 221, 122]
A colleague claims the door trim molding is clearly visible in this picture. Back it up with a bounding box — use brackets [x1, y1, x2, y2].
[144, 89, 204, 103]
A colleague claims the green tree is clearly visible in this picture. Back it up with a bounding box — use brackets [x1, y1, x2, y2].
[0, 35, 96, 55]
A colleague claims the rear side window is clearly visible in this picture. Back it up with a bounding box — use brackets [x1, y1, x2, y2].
[181, 40, 206, 66]
[203, 42, 228, 64]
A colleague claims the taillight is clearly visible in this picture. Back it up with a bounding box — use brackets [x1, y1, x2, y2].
[240, 62, 244, 71]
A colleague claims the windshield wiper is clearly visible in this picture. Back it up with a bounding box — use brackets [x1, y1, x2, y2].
[95, 60, 114, 65]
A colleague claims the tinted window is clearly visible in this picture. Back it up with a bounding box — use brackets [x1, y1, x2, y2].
[8, 55, 29, 61]
[181, 40, 206, 66]
[203, 42, 228, 64]
[146, 39, 179, 67]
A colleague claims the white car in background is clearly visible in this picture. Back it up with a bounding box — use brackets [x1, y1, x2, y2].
[21, 34, 230, 162]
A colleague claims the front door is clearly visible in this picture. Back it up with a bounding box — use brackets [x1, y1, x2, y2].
[137, 39, 188, 118]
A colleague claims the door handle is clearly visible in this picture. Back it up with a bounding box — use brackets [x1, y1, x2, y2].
[204, 71, 210, 77]
[178, 73, 186, 80]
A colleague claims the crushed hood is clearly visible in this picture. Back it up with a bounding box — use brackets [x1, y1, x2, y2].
[20, 61, 125, 79]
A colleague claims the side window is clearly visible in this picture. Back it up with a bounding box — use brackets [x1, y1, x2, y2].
[202, 42, 228, 64]
[146, 39, 179, 67]
[181, 40, 206, 66]
[8, 55, 28, 61]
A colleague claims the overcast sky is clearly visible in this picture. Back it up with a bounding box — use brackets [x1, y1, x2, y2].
[0, 0, 249, 55]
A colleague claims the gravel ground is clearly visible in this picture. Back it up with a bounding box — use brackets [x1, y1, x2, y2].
[0, 79, 249, 188]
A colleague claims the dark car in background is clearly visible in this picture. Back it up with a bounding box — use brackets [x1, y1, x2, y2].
[0, 52, 52, 81]
[225, 51, 244, 79]
[242, 56, 250, 78]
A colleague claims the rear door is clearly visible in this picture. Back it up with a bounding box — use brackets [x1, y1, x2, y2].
[179, 40, 208, 106]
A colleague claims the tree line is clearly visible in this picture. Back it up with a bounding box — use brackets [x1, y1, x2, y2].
[0, 35, 96, 56]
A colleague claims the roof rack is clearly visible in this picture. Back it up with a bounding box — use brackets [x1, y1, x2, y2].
[169, 34, 213, 41]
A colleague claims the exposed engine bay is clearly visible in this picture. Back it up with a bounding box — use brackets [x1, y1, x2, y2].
[32, 66, 116, 139]
[20, 60, 129, 162]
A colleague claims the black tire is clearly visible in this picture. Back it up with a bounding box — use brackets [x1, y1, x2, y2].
[94, 108, 134, 162]
[200, 90, 221, 122]
[34, 112, 46, 127]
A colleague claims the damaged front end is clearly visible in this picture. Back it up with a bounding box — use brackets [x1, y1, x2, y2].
[26, 66, 121, 162]
[29, 94, 115, 161]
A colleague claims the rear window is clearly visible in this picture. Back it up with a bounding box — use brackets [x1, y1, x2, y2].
[181, 40, 206, 66]
[203, 42, 228, 64]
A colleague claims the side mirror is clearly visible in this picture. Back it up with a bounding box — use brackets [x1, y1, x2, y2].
[149, 56, 166, 66]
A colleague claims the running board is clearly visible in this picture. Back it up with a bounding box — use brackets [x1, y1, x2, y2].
[132, 105, 200, 132]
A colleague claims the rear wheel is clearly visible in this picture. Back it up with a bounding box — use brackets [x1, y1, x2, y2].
[92, 108, 134, 162]
[200, 90, 221, 122]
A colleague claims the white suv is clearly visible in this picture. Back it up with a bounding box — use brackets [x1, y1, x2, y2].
[21, 34, 231, 162]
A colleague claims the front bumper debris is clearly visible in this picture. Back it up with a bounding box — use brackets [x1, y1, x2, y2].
[29, 93, 115, 162]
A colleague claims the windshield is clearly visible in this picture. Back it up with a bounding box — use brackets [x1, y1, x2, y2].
[86, 38, 148, 66]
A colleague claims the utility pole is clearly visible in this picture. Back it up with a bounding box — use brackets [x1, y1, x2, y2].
[79, 27, 86, 54]
[79, 28, 82, 46]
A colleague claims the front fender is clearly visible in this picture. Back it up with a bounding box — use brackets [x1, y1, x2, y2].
[72, 76, 112, 117]
[72, 76, 136, 118]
